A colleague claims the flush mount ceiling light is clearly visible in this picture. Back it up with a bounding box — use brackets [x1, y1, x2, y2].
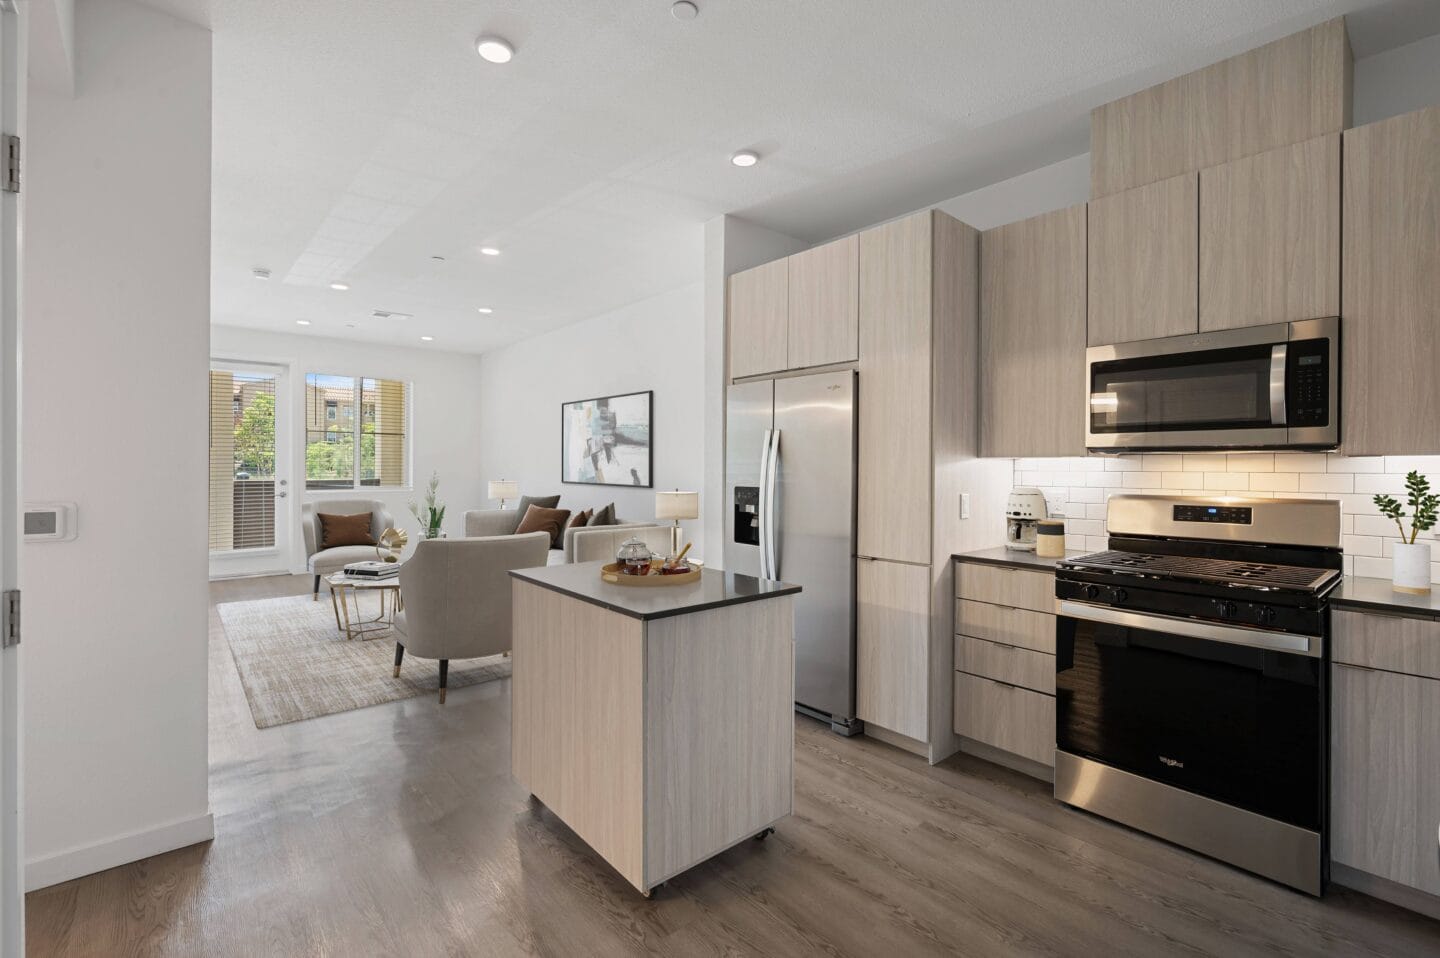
[252, 267, 271, 280]
[476, 306, 494, 314]
[421, 335, 435, 342]
[329, 282, 350, 291]
[296, 319, 311, 326]
[475, 35, 514, 63]
[671, 1, 699, 19]
[730, 150, 759, 168]
[479, 246, 501, 256]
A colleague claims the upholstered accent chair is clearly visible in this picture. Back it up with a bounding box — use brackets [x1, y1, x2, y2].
[301, 499, 393, 599]
[463, 508, 662, 565]
[391, 532, 551, 703]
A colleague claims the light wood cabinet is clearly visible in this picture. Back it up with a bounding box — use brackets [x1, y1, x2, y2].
[1332, 662, 1440, 896]
[787, 234, 858, 370]
[1342, 105, 1440, 455]
[952, 672, 1055, 767]
[857, 558, 930, 741]
[979, 205, 1087, 456]
[1090, 18, 1351, 198]
[955, 562, 1054, 614]
[1088, 173, 1199, 346]
[727, 258, 788, 379]
[857, 212, 933, 565]
[1199, 134, 1340, 331]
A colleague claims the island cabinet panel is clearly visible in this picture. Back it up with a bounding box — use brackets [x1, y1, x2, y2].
[1342, 105, 1440, 455]
[1199, 134, 1340, 332]
[857, 557, 930, 741]
[1090, 17, 1351, 198]
[1332, 662, 1440, 896]
[1087, 172, 1199, 346]
[728, 258, 788, 380]
[787, 233, 858, 370]
[857, 212, 932, 564]
[979, 204, 1087, 457]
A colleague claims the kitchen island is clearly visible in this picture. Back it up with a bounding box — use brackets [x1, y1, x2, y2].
[509, 561, 800, 896]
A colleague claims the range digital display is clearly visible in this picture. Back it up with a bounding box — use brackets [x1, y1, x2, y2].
[1173, 504, 1253, 525]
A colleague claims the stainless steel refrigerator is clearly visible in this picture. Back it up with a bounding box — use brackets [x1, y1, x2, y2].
[724, 370, 858, 734]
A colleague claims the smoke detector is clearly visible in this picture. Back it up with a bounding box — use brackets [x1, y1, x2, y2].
[671, 1, 699, 20]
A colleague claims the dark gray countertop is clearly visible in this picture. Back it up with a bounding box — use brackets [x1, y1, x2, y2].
[510, 561, 801, 621]
[953, 546, 1088, 572]
[1332, 576, 1440, 621]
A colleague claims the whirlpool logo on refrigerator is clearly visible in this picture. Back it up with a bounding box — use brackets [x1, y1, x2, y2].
[1158, 755, 1185, 768]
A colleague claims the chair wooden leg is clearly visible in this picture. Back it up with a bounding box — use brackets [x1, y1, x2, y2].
[393, 642, 405, 677]
[313, 575, 320, 601]
[438, 659, 449, 704]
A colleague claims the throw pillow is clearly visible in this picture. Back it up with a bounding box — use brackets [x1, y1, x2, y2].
[516, 505, 572, 550]
[587, 502, 617, 526]
[515, 494, 560, 519]
[568, 509, 593, 531]
[317, 512, 375, 549]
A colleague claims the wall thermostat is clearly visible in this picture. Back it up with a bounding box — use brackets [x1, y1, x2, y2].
[24, 502, 77, 542]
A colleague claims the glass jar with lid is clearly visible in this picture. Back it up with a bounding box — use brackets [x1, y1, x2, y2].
[616, 536, 654, 576]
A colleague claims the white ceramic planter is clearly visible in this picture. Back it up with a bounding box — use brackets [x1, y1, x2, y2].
[1392, 541, 1432, 594]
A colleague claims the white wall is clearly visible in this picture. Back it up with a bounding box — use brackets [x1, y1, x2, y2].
[210, 326, 487, 567]
[21, 0, 213, 890]
[477, 283, 706, 554]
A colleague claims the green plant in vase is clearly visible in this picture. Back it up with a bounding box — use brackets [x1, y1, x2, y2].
[1373, 470, 1439, 594]
[409, 471, 446, 540]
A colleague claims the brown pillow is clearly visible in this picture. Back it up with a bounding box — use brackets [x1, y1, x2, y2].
[317, 512, 375, 549]
[568, 509, 593, 531]
[516, 504, 572, 550]
[586, 502, 617, 526]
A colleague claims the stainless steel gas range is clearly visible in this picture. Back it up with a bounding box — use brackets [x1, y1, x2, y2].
[1053, 495, 1342, 896]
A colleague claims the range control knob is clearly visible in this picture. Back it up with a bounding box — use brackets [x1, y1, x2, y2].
[1213, 599, 1237, 618]
[1084, 584, 1101, 600]
[1255, 606, 1277, 626]
[1111, 588, 1129, 604]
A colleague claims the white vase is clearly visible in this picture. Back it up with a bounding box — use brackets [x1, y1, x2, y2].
[1392, 541, 1432, 595]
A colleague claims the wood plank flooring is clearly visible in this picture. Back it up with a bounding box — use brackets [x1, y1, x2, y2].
[24, 574, 1440, 956]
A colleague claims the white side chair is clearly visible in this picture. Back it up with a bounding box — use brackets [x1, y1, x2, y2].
[301, 499, 393, 600]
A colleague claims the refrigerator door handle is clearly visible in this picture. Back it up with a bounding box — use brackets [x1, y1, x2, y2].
[766, 428, 781, 578]
[758, 429, 774, 579]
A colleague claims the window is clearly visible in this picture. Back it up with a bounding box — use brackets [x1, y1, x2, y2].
[210, 368, 278, 551]
[306, 373, 410, 490]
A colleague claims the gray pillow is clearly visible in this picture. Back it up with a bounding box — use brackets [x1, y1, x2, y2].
[515, 494, 560, 518]
[587, 502, 617, 526]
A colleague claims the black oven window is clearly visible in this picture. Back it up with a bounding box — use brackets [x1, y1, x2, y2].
[1090, 343, 1275, 434]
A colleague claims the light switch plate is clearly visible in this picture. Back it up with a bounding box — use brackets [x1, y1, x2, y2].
[960, 492, 970, 520]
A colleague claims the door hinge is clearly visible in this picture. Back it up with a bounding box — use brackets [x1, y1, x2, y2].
[2, 590, 17, 648]
[3, 135, 19, 194]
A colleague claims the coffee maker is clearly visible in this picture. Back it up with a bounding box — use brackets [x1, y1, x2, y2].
[1005, 487, 1050, 551]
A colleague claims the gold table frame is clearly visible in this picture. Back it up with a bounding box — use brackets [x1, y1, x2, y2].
[326, 572, 403, 641]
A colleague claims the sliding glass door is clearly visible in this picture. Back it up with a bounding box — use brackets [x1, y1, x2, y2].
[208, 362, 291, 577]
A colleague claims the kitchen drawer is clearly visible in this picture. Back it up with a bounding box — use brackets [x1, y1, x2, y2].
[955, 635, 1055, 695]
[955, 561, 1054, 614]
[953, 672, 1055, 767]
[954, 598, 1055, 654]
[1333, 609, 1440, 681]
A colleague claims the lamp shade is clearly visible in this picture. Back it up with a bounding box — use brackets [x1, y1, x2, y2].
[488, 479, 519, 501]
[655, 490, 699, 521]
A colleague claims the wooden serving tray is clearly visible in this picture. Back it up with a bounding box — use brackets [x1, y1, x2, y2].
[601, 562, 701, 586]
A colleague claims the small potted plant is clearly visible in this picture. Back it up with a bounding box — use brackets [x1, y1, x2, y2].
[1374, 470, 1438, 594]
[409, 472, 446, 540]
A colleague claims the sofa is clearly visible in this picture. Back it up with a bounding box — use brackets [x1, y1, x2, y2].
[463, 507, 667, 565]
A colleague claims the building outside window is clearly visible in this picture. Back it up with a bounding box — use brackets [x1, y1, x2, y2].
[305, 373, 410, 490]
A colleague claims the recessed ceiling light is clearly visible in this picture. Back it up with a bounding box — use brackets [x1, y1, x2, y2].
[475, 35, 513, 63]
[420, 335, 435, 342]
[480, 246, 501, 256]
[671, 1, 699, 20]
[730, 150, 759, 168]
[477, 307, 494, 314]
[296, 319, 311, 326]
[329, 282, 350, 291]
[252, 267, 271, 280]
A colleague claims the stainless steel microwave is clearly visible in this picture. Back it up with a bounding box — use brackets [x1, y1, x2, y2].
[1085, 317, 1338, 452]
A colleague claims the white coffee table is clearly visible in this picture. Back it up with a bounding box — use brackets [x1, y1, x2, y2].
[326, 570, 403, 641]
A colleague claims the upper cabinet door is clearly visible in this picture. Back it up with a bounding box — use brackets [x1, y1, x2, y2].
[857, 213, 932, 565]
[1343, 106, 1440, 456]
[1200, 134, 1340, 332]
[1087, 173, 1199, 346]
[727, 259, 788, 380]
[979, 205, 1088, 458]
[788, 234, 858, 370]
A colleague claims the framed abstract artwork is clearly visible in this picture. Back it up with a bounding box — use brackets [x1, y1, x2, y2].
[560, 390, 653, 487]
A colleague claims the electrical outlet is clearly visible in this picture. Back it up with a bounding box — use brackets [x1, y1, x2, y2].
[960, 492, 970, 519]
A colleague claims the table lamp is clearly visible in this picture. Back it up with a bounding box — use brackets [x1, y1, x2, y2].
[655, 490, 700, 557]
[488, 479, 519, 509]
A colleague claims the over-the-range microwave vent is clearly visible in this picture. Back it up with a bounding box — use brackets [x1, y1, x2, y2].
[369, 309, 412, 321]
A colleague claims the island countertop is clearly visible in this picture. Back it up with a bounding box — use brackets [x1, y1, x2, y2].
[509, 561, 801, 621]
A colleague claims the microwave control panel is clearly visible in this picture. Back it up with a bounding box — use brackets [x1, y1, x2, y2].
[1286, 339, 1330, 427]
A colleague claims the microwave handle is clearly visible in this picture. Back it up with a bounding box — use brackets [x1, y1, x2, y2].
[1269, 344, 1288, 426]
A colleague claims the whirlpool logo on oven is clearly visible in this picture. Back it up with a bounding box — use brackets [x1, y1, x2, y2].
[1158, 755, 1185, 769]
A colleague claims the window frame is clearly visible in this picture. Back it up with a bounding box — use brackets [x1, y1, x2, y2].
[304, 371, 413, 492]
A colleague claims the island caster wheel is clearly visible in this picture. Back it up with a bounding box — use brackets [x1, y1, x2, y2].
[643, 882, 664, 899]
[754, 827, 775, 842]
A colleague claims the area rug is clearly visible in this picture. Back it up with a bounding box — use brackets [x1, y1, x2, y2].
[217, 594, 511, 729]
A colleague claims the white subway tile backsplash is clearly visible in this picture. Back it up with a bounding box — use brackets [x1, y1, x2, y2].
[1353, 474, 1408, 495]
[1343, 534, 1382, 557]
[1161, 471, 1203, 488]
[1227, 453, 1274, 472]
[1297, 473, 1353, 493]
[1384, 456, 1440, 475]
[1142, 454, 1183, 472]
[1204, 472, 1249, 490]
[1325, 455, 1386, 473]
[1105, 458, 1141, 472]
[1122, 471, 1166, 488]
[1249, 472, 1299, 492]
[1353, 556, 1392, 578]
[1068, 486, 1103, 503]
[1182, 454, 1229, 472]
[1274, 453, 1329, 473]
[1085, 472, 1125, 488]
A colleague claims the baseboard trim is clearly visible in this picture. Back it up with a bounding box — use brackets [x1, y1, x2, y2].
[956, 736, 1055, 783]
[863, 723, 928, 757]
[25, 811, 214, 892]
[1331, 862, 1440, 921]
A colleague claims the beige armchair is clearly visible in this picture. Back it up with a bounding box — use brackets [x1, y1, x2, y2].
[463, 508, 661, 564]
[301, 499, 393, 600]
[392, 531, 551, 703]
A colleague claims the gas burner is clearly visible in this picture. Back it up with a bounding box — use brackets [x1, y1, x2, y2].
[1060, 550, 1338, 593]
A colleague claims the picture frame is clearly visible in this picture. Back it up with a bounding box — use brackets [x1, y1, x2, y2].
[560, 390, 653, 488]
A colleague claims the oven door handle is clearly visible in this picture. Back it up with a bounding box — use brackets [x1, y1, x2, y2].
[1270, 343, 1288, 425]
[1058, 601, 1321, 657]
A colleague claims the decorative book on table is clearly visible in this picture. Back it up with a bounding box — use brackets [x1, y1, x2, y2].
[342, 560, 400, 578]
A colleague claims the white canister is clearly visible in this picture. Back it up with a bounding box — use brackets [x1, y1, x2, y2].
[1035, 520, 1066, 559]
[1392, 541, 1432, 595]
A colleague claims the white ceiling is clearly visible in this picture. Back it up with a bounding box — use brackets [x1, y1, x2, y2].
[132, 0, 1438, 355]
